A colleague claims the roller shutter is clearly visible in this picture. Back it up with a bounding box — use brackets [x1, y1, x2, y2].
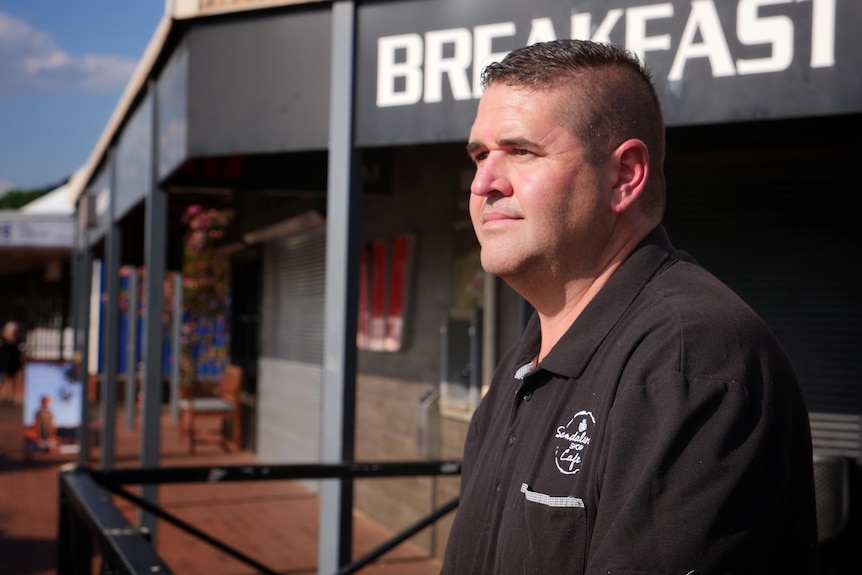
[664, 170, 861, 458]
[257, 226, 326, 466]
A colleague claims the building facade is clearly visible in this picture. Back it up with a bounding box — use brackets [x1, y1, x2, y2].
[70, 0, 862, 567]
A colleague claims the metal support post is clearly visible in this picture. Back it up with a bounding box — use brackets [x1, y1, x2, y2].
[100, 149, 121, 469]
[140, 78, 166, 537]
[320, 1, 361, 573]
[73, 223, 94, 464]
[169, 271, 182, 420]
[125, 266, 139, 430]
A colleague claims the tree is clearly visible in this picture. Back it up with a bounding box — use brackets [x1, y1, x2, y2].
[0, 189, 47, 209]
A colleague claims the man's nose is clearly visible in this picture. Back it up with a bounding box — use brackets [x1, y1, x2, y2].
[471, 156, 511, 197]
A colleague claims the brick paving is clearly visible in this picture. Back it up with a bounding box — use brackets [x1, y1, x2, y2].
[0, 402, 444, 575]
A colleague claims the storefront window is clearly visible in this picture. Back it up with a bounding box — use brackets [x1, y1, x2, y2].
[441, 243, 484, 418]
[357, 234, 416, 352]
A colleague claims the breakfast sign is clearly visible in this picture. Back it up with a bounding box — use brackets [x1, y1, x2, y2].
[355, 0, 859, 145]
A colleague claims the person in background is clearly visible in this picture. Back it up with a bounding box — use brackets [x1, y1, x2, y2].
[441, 39, 818, 574]
[0, 321, 24, 405]
[32, 394, 56, 451]
[24, 394, 58, 460]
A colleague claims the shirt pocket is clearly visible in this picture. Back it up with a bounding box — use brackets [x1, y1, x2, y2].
[514, 483, 587, 573]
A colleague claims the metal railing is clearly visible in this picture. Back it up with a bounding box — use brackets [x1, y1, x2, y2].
[58, 460, 462, 575]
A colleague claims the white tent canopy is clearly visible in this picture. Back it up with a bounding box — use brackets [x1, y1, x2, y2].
[20, 168, 80, 215]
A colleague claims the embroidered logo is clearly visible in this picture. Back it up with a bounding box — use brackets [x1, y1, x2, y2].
[553, 410, 595, 475]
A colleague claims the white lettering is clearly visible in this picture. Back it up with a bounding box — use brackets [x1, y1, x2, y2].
[555, 426, 592, 445]
[570, 12, 591, 40]
[559, 449, 582, 470]
[377, 34, 423, 107]
[473, 22, 516, 97]
[590, 8, 625, 44]
[526, 17, 558, 46]
[736, 0, 793, 75]
[669, 0, 736, 80]
[424, 28, 472, 103]
[373, 0, 839, 107]
[811, 0, 836, 67]
[625, 3, 674, 62]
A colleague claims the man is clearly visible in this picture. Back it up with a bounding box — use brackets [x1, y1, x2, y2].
[441, 40, 818, 574]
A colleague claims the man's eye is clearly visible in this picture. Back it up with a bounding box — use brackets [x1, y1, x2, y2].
[473, 151, 488, 163]
[513, 148, 531, 156]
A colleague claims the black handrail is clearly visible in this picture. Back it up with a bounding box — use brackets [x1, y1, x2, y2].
[109, 482, 282, 574]
[59, 459, 462, 575]
[92, 460, 462, 486]
[58, 465, 172, 575]
[336, 496, 459, 575]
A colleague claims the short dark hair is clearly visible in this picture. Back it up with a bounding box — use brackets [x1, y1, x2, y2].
[481, 40, 666, 219]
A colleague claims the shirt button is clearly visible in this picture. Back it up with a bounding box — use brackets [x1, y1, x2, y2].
[495, 482, 501, 492]
[523, 391, 532, 401]
[507, 433, 516, 446]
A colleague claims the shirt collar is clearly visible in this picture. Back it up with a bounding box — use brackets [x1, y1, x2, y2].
[513, 225, 678, 380]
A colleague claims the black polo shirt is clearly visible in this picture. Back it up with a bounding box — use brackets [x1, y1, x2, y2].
[442, 226, 818, 574]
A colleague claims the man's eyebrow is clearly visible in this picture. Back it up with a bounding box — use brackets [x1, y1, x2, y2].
[466, 137, 537, 157]
[500, 137, 536, 149]
[466, 141, 482, 156]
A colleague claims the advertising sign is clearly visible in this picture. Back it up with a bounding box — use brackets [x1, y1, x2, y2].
[23, 361, 82, 456]
[356, 0, 860, 145]
[0, 217, 75, 248]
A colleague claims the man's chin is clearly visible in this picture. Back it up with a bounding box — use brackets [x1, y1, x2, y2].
[479, 254, 523, 279]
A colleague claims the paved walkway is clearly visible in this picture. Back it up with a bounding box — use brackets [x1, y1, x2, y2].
[0, 402, 444, 575]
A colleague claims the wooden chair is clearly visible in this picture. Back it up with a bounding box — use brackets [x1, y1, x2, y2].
[178, 364, 243, 454]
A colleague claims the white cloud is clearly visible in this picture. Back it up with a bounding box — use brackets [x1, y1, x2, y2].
[0, 12, 137, 100]
[0, 180, 14, 195]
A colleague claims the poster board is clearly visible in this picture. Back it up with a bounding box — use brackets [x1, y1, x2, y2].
[23, 361, 82, 455]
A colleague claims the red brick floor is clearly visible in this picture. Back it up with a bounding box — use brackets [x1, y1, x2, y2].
[0, 402, 444, 575]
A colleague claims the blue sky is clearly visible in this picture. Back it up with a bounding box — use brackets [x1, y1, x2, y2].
[0, 1, 165, 193]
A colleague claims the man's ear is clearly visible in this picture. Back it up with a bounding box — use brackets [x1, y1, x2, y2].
[610, 139, 649, 214]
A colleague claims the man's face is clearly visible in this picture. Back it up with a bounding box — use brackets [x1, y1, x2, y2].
[466, 83, 616, 285]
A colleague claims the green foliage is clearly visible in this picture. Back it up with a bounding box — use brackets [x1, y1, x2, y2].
[0, 189, 46, 209]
